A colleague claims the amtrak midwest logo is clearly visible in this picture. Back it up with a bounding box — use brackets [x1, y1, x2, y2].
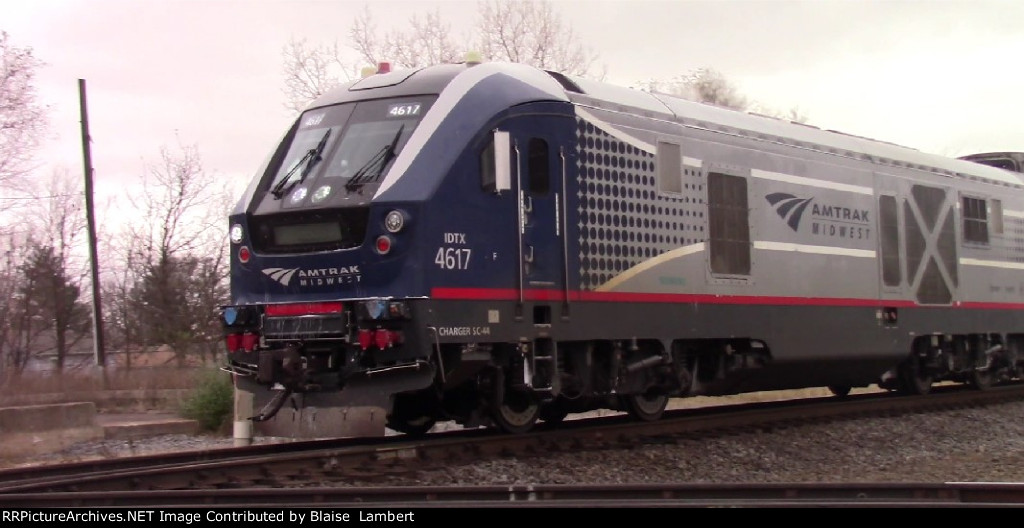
[262, 266, 362, 287]
[765, 193, 813, 231]
[765, 192, 872, 240]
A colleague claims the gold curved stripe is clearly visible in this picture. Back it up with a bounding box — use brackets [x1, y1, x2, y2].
[594, 243, 705, 292]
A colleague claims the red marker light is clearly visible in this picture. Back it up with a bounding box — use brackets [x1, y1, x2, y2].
[375, 235, 392, 255]
[241, 332, 258, 351]
[238, 246, 251, 263]
[375, 329, 391, 349]
[358, 329, 373, 350]
[377, 61, 391, 74]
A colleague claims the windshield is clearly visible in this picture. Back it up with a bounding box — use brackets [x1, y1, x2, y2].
[270, 128, 332, 198]
[260, 96, 434, 211]
[267, 108, 350, 198]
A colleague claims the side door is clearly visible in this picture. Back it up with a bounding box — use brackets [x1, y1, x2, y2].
[504, 114, 574, 320]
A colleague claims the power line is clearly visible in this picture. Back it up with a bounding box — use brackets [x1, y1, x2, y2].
[0, 193, 84, 201]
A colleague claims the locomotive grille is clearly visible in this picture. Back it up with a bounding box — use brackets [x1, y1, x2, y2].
[263, 315, 348, 340]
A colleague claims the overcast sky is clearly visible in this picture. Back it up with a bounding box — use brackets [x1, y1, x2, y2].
[5, 0, 1024, 211]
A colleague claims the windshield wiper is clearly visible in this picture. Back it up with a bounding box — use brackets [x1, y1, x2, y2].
[344, 125, 404, 192]
[271, 128, 332, 199]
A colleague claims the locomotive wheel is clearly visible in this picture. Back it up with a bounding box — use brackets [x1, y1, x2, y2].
[828, 385, 851, 397]
[898, 358, 932, 395]
[386, 415, 437, 436]
[491, 391, 540, 434]
[621, 392, 669, 421]
[968, 368, 993, 391]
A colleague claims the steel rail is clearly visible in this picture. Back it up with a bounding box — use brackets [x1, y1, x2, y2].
[0, 384, 1021, 495]
[2, 482, 1024, 507]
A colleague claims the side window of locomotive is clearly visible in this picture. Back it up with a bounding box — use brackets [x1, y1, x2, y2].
[707, 172, 751, 275]
[657, 141, 682, 195]
[528, 138, 549, 195]
[480, 138, 496, 191]
[962, 196, 989, 245]
[879, 195, 902, 287]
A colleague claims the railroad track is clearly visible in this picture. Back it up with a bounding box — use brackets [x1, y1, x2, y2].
[1, 384, 1022, 504]
[4, 482, 1024, 507]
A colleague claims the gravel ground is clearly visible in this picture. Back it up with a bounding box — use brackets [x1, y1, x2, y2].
[9, 400, 1024, 485]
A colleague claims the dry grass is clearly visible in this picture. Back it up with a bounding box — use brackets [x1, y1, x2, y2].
[0, 367, 209, 397]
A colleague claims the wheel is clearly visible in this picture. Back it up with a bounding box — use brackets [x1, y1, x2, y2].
[828, 385, 851, 397]
[620, 392, 669, 421]
[386, 415, 437, 436]
[539, 402, 569, 424]
[898, 358, 932, 395]
[968, 368, 993, 391]
[491, 390, 540, 434]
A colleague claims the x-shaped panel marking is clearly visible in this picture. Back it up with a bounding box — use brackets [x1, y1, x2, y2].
[904, 188, 958, 301]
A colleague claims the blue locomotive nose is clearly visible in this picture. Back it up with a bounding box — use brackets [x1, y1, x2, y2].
[231, 252, 370, 304]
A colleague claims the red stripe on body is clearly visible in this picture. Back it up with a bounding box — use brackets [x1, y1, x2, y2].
[430, 288, 1021, 309]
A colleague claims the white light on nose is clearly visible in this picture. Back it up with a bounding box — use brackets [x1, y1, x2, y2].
[384, 210, 405, 233]
[230, 224, 244, 244]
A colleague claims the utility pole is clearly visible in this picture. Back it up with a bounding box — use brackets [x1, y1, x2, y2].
[78, 79, 106, 374]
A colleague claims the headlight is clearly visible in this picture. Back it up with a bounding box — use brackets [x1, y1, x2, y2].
[384, 210, 405, 233]
[230, 223, 244, 244]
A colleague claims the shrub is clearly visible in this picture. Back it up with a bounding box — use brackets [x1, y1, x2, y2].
[180, 369, 234, 432]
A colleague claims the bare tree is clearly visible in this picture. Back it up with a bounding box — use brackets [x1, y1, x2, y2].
[118, 143, 230, 367]
[131, 143, 223, 263]
[0, 232, 31, 375]
[99, 211, 151, 371]
[101, 239, 141, 369]
[476, 0, 598, 76]
[281, 37, 356, 114]
[34, 169, 87, 274]
[640, 67, 808, 123]
[281, 1, 600, 112]
[351, 6, 464, 70]
[0, 31, 47, 193]
[640, 67, 749, 110]
[0, 169, 91, 375]
[281, 6, 466, 113]
[750, 103, 808, 125]
[24, 169, 90, 371]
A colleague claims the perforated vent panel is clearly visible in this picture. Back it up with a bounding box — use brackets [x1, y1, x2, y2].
[575, 118, 707, 290]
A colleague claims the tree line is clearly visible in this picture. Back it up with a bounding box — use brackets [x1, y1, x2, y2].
[0, 0, 804, 377]
[1, 29, 230, 375]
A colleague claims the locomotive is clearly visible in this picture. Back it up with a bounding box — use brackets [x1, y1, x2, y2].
[222, 59, 1024, 436]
